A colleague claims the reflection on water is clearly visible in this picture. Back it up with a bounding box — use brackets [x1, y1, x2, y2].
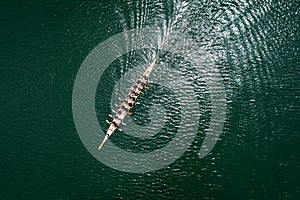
[1, 0, 298, 199]
[94, 0, 299, 198]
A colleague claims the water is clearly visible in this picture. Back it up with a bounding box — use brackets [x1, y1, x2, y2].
[1, 0, 299, 199]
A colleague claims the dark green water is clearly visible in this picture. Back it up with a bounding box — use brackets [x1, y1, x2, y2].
[1, 0, 299, 199]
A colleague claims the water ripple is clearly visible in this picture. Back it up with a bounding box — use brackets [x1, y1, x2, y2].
[91, 0, 298, 198]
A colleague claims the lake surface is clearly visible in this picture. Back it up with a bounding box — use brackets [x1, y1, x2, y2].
[1, 0, 299, 199]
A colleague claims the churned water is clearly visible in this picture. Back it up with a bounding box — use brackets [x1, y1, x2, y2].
[1, 0, 299, 199]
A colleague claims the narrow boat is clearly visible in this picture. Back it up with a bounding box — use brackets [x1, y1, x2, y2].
[98, 56, 159, 150]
